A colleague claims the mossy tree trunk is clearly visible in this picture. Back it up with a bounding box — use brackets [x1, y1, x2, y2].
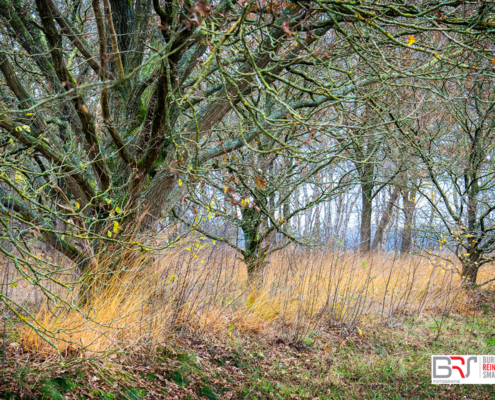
[241, 206, 268, 283]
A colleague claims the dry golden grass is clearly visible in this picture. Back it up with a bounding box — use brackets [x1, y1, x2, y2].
[15, 247, 495, 358]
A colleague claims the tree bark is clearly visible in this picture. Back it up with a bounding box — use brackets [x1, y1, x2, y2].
[400, 186, 417, 256]
[241, 211, 266, 283]
[359, 162, 374, 254]
[461, 252, 481, 287]
[371, 186, 399, 251]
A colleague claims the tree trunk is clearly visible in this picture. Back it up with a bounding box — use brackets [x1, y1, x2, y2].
[240, 205, 267, 283]
[359, 167, 374, 254]
[461, 253, 480, 286]
[242, 228, 266, 283]
[371, 186, 399, 251]
[245, 253, 267, 283]
[400, 186, 417, 256]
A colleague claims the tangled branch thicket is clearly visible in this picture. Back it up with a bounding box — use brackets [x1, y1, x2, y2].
[0, 0, 494, 356]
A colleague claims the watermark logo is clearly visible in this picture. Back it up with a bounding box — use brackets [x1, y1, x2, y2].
[432, 356, 495, 384]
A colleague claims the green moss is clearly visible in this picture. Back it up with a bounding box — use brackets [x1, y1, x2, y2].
[137, 99, 147, 125]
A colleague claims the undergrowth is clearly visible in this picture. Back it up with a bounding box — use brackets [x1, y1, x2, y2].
[1, 296, 495, 399]
[1, 250, 495, 399]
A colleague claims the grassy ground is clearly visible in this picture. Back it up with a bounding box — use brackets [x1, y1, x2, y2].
[2, 294, 495, 400]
